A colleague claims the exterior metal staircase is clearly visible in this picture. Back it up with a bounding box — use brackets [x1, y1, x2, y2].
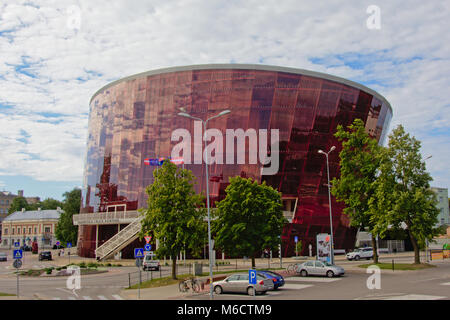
[95, 215, 144, 261]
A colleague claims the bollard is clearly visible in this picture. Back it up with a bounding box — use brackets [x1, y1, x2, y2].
[392, 259, 394, 272]
[128, 273, 131, 288]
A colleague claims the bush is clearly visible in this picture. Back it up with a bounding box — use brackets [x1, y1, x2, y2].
[78, 262, 87, 268]
[87, 262, 98, 269]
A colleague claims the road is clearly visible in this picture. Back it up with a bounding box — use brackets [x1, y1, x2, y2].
[1, 248, 449, 300]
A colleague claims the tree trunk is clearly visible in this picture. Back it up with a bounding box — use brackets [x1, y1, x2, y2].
[407, 229, 420, 264]
[172, 256, 177, 279]
[371, 234, 379, 264]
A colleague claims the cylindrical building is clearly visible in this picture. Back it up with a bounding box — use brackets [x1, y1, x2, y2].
[76, 64, 392, 259]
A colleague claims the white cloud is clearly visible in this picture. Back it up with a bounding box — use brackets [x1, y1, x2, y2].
[0, 0, 449, 188]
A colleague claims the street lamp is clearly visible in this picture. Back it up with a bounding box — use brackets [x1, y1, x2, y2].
[424, 155, 432, 262]
[177, 109, 231, 300]
[318, 146, 336, 264]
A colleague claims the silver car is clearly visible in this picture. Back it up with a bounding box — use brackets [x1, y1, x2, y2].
[297, 260, 345, 277]
[0, 252, 6, 261]
[212, 273, 274, 295]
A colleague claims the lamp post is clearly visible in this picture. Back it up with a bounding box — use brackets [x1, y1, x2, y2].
[177, 109, 231, 300]
[424, 155, 432, 262]
[318, 146, 336, 264]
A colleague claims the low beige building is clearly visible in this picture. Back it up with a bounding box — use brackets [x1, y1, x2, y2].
[1, 208, 62, 249]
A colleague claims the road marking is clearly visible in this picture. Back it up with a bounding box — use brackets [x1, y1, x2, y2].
[83, 296, 93, 300]
[112, 295, 124, 300]
[98, 295, 108, 300]
[441, 282, 450, 286]
[52, 297, 61, 300]
[285, 277, 342, 283]
[383, 294, 446, 300]
[282, 284, 314, 290]
[68, 296, 76, 300]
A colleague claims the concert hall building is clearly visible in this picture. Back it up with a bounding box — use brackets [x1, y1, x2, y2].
[75, 64, 392, 259]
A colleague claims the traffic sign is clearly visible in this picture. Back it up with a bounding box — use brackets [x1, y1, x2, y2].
[13, 259, 22, 269]
[249, 269, 257, 285]
[294, 236, 298, 243]
[67, 242, 72, 248]
[14, 242, 20, 248]
[144, 244, 152, 251]
[134, 248, 144, 258]
[56, 241, 60, 246]
[144, 236, 152, 244]
[13, 250, 23, 259]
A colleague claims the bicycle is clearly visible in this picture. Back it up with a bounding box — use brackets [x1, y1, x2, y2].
[179, 277, 202, 293]
[286, 263, 300, 274]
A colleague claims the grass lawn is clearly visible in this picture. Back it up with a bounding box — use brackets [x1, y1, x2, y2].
[0, 292, 15, 296]
[358, 263, 436, 270]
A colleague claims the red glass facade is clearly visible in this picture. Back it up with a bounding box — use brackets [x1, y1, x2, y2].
[78, 65, 392, 258]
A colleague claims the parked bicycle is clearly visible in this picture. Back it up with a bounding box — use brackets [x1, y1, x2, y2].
[179, 277, 202, 293]
[286, 263, 300, 274]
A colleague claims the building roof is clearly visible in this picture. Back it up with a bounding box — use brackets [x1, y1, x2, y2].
[0, 191, 17, 197]
[3, 209, 63, 222]
[90, 63, 393, 115]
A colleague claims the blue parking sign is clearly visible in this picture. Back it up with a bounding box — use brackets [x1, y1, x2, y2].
[134, 248, 144, 258]
[249, 269, 257, 285]
[13, 249, 23, 259]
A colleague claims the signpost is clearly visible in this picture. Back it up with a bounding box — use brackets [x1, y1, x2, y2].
[67, 242, 72, 264]
[249, 269, 257, 297]
[134, 248, 144, 299]
[13, 249, 22, 298]
[294, 236, 298, 257]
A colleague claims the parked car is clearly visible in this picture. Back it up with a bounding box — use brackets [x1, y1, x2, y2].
[257, 270, 285, 290]
[346, 247, 373, 261]
[21, 245, 32, 251]
[52, 244, 65, 250]
[212, 273, 274, 295]
[0, 252, 7, 261]
[142, 253, 160, 271]
[297, 260, 345, 278]
[39, 251, 52, 261]
[32, 242, 39, 254]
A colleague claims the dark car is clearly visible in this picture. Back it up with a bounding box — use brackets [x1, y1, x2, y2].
[257, 270, 285, 290]
[52, 244, 65, 249]
[39, 251, 52, 261]
[21, 245, 32, 251]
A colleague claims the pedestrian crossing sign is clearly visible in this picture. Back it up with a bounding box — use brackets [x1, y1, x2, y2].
[13, 249, 23, 259]
[134, 248, 144, 258]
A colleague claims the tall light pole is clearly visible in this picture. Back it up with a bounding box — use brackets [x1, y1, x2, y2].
[424, 155, 432, 262]
[177, 109, 231, 300]
[318, 146, 336, 264]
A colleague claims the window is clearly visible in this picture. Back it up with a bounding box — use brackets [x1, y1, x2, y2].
[3, 239, 7, 245]
[314, 261, 324, 268]
[227, 275, 240, 281]
[4, 228, 8, 235]
[17, 228, 20, 234]
[12, 228, 15, 235]
[23, 228, 26, 234]
[28, 228, 32, 234]
[305, 261, 314, 267]
[44, 227, 51, 233]
[34, 227, 37, 234]
[5, 200, 8, 205]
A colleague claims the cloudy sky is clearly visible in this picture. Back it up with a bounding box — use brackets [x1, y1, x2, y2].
[0, 0, 449, 201]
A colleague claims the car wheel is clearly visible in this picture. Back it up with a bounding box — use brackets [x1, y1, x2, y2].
[354, 255, 360, 261]
[300, 270, 308, 277]
[247, 287, 255, 296]
[326, 270, 334, 278]
[214, 286, 223, 295]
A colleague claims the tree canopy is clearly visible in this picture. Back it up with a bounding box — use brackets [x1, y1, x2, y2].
[212, 176, 286, 268]
[331, 118, 383, 262]
[55, 188, 81, 245]
[140, 160, 206, 279]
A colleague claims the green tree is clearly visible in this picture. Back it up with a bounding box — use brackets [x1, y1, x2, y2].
[55, 188, 81, 245]
[8, 197, 30, 214]
[212, 176, 286, 268]
[331, 118, 383, 263]
[140, 160, 206, 279]
[369, 125, 440, 264]
[37, 198, 64, 210]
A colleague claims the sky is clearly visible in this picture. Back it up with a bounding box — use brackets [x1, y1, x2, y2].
[0, 0, 449, 201]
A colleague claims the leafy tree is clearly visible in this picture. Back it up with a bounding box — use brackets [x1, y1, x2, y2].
[8, 197, 30, 214]
[37, 198, 64, 210]
[55, 188, 81, 245]
[331, 118, 383, 263]
[212, 176, 286, 268]
[369, 125, 440, 264]
[140, 160, 206, 279]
